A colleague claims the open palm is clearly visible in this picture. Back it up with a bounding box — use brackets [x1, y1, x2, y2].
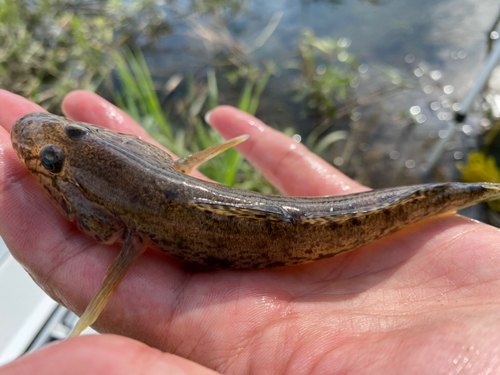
[1, 89, 500, 375]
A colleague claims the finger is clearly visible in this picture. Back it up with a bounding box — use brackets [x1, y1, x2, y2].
[0, 90, 46, 132]
[0, 91, 204, 343]
[61, 90, 208, 180]
[0, 91, 189, 312]
[0, 92, 112, 295]
[0, 92, 68, 275]
[0, 119, 86, 298]
[205, 106, 368, 196]
[0, 335, 219, 375]
[61, 90, 152, 139]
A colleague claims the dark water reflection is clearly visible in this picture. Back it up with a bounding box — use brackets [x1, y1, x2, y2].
[144, 0, 500, 187]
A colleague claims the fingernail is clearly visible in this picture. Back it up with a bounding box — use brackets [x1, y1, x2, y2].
[204, 110, 212, 125]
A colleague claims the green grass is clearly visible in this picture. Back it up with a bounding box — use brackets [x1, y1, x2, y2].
[1, 2, 405, 194]
[0, 0, 170, 113]
[112, 48, 278, 193]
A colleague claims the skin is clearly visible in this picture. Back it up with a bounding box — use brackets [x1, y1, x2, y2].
[12, 111, 500, 338]
[12, 112, 500, 269]
[1, 89, 500, 374]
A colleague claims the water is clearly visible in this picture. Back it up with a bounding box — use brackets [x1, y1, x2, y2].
[144, 0, 500, 187]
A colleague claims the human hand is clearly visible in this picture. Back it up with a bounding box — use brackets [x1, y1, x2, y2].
[1, 89, 500, 374]
[0, 335, 218, 375]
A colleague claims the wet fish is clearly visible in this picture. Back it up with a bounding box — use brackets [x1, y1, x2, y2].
[11, 112, 500, 336]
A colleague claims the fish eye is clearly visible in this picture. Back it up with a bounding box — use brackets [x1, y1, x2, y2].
[40, 144, 64, 173]
[64, 124, 88, 139]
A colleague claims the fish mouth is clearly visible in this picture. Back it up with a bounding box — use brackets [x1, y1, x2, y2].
[10, 113, 29, 161]
[11, 114, 33, 162]
[10, 112, 56, 162]
[10, 121, 20, 157]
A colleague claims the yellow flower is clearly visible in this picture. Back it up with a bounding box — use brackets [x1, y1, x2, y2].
[458, 151, 500, 211]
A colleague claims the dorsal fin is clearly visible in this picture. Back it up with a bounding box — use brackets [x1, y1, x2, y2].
[172, 135, 249, 175]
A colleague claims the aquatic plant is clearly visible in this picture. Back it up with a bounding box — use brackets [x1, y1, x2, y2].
[113, 48, 277, 192]
[0, 0, 170, 112]
[457, 151, 500, 211]
[290, 29, 359, 120]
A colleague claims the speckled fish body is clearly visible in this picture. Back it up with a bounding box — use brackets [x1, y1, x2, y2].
[11, 113, 500, 270]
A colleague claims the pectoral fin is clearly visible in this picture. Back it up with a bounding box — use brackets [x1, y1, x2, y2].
[68, 231, 146, 337]
[172, 135, 249, 175]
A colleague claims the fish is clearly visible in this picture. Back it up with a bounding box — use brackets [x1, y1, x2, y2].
[10, 112, 500, 337]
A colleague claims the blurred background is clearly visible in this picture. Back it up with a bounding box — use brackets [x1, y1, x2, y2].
[2, 0, 500, 362]
[3, 0, 500, 194]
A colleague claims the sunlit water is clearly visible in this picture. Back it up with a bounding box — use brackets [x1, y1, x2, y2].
[146, 0, 500, 187]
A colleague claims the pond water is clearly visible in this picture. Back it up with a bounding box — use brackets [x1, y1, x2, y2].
[143, 0, 500, 188]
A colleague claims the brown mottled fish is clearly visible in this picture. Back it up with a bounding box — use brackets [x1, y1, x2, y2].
[10, 112, 500, 336]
